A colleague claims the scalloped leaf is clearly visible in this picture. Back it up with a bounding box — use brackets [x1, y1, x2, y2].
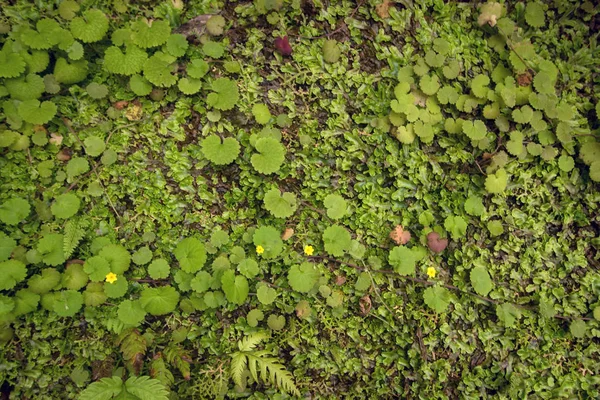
[104, 45, 148, 76]
[288, 262, 321, 293]
[263, 187, 297, 218]
[143, 52, 177, 87]
[18, 99, 56, 125]
[131, 19, 171, 49]
[206, 77, 239, 110]
[221, 270, 249, 305]
[51, 193, 80, 219]
[322, 225, 351, 257]
[0, 197, 30, 225]
[70, 9, 109, 43]
[388, 246, 416, 275]
[174, 238, 206, 273]
[423, 285, 451, 313]
[201, 134, 240, 165]
[140, 286, 180, 315]
[251, 137, 285, 174]
[0, 260, 27, 291]
[470, 266, 493, 296]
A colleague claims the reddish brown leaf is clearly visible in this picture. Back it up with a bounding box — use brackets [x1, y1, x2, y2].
[335, 275, 346, 286]
[113, 100, 129, 110]
[427, 232, 448, 253]
[281, 227, 294, 240]
[376, 0, 392, 18]
[359, 295, 372, 316]
[390, 225, 411, 245]
[275, 36, 292, 56]
[517, 72, 532, 86]
[57, 148, 71, 161]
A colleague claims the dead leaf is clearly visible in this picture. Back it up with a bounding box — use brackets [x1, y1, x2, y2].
[390, 225, 411, 245]
[517, 72, 532, 86]
[175, 14, 212, 37]
[57, 148, 71, 161]
[359, 295, 372, 316]
[376, 0, 392, 19]
[335, 275, 346, 286]
[427, 231, 448, 253]
[125, 102, 143, 121]
[281, 228, 294, 240]
[295, 300, 312, 320]
[113, 100, 129, 110]
[49, 133, 63, 146]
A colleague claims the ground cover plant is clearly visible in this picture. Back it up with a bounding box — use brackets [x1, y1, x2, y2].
[0, 0, 599, 398]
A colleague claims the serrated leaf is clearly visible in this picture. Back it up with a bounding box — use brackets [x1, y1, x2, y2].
[174, 238, 206, 273]
[388, 246, 416, 276]
[288, 262, 321, 293]
[78, 376, 123, 400]
[322, 225, 351, 257]
[263, 188, 297, 218]
[485, 168, 508, 194]
[251, 137, 285, 174]
[0, 260, 27, 290]
[423, 285, 451, 313]
[207, 77, 239, 110]
[52, 193, 81, 219]
[257, 284, 277, 305]
[323, 194, 347, 219]
[118, 300, 147, 327]
[140, 286, 180, 315]
[0, 197, 30, 225]
[496, 303, 521, 327]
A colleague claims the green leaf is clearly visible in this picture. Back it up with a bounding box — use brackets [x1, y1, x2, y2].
[148, 258, 170, 280]
[70, 9, 108, 43]
[5, 73, 45, 101]
[464, 196, 485, 216]
[0, 232, 16, 262]
[323, 39, 341, 63]
[512, 105, 533, 124]
[570, 319, 587, 338]
[253, 226, 283, 259]
[444, 215, 467, 240]
[190, 271, 211, 293]
[166, 34, 189, 57]
[207, 77, 239, 110]
[323, 194, 348, 219]
[247, 309, 264, 327]
[140, 286, 180, 315]
[99, 244, 131, 274]
[84, 136, 106, 157]
[496, 303, 521, 327]
[18, 99, 56, 125]
[187, 59, 209, 79]
[13, 289, 40, 316]
[485, 168, 508, 194]
[487, 220, 504, 236]
[257, 284, 277, 305]
[354, 272, 371, 292]
[58, 0, 80, 20]
[129, 74, 153, 96]
[419, 74, 440, 95]
[53, 289, 83, 317]
[83, 282, 108, 307]
[558, 154, 574, 172]
[66, 157, 90, 179]
[38, 233, 66, 266]
[471, 74, 490, 98]
[388, 246, 416, 276]
[462, 120, 487, 141]
[206, 15, 226, 36]
[263, 188, 297, 218]
[506, 130, 524, 156]
[210, 229, 229, 248]
[238, 258, 259, 278]
[442, 60, 460, 79]
[525, 2, 545, 28]
[288, 262, 321, 292]
[104, 276, 128, 298]
[53, 58, 88, 84]
[423, 285, 451, 313]
[174, 238, 207, 273]
[177, 77, 202, 95]
[118, 299, 147, 326]
[84, 256, 111, 282]
[251, 137, 285, 174]
[221, 270, 249, 305]
[27, 268, 61, 294]
[131, 19, 171, 48]
[267, 314, 286, 330]
[124, 375, 169, 400]
[51, 193, 81, 219]
[0, 260, 27, 291]
[201, 135, 240, 166]
[79, 376, 123, 400]
[470, 266, 493, 296]
[104, 45, 147, 76]
[62, 263, 88, 290]
[252, 103, 272, 125]
[0, 197, 30, 225]
[203, 41, 225, 58]
[322, 225, 351, 257]
[143, 52, 177, 87]
[86, 82, 108, 99]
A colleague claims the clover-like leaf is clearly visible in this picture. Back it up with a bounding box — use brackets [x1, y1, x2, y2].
[201, 135, 240, 166]
[221, 270, 249, 305]
[0, 197, 30, 225]
[470, 266, 493, 296]
[83, 256, 111, 282]
[178, 77, 202, 95]
[166, 34, 188, 57]
[118, 299, 147, 326]
[51, 193, 81, 219]
[103, 45, 148, 76]
[263, 187, 297, 218]
[462, 119, 487, 141]
[423, 285, 451, 313]
[288, 262, 321, 293]
[86, 82, 108, 99]
[207, 78, 239, 110]
[143, 52, 177, 87]
[98, 244, 131, 275]
[0, 232, 16, 262]
[253, 226, 283, 259]
[53, 57, 88, 84]
[389, 246, 417, 275]
[21, 19, 64, 49]
[257, 284, 277, 305]
[485, 168, 508, 194]
[131, 19, 171, 48]
[206, 15, 226, 36]
[247, 309, 264, 327]
[140, 286, 180, 315]
[5, 73, 45, 101]
[132, 246, 152, 265]
[0, 260, 27, 291]
[0, 48, 26, 78]
[419, 74, 440, 96]
[252, 103, 272, 125]
[558, 154, 574, 172]
[506, 130, 524, 156]
[442, 60, 460, 79]
[187, 59, 209, 79]
[512, 105, 533, 124]
[129, 74, 153, 96]
[174, 238, 206, 273]
[323, 194, 348, 220]
[471, 74, 490, 98]
[18, 100, 56, 125]
[70, 10, 109, 43]
[570, 319, 587, 338]
[251, 137, 285, 174]
[322, 225, 351, 257]
[238, 258, 259, 278]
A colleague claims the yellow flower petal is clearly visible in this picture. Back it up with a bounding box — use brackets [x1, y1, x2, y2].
[304, 245, 314, 256]
[105, 272, 118, 284]
[426, 267, 436, 279]
[256, 245, 265, 255]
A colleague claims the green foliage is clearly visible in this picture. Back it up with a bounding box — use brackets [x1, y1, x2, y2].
[52, 193, 81, 219]
[485, 168, 508, 194]
[388, 246, 416, 276]
[496, 303, 522, 327]
[38, 233, 66, 266]
[288, 262, 321, 293]
[423, 285, 451, 313]
[322, 225, 351, 257]
[252, 103, 272, 125]
[174, 238, 206, 273]
[525, 2, 545, 28]
[201, 135, 240, 166]
[323, 39, 341, 63]
[221, 270, 249, 305]
[79, 375, 169, 400]
[148, 259, 170, 279]
[0, 197, 30, 225]
[104, 46, 148, 76]
[323, 194, 348, 219]
[207, 78, 239, 111]
[263, 187, 297, 218]
[143, 52, 178, 87]
[131, 19, 171, 49]
[140, 286, 180, 315]
[444, 215, 467, 240]
[70, 10, 109, 43]
[18, 100, 57, 125]
[253, 226, 283, 259]
[0, 260, 27, 291]
[206, 15, 226, 36]
[251, 137, 285, 174]
[470, 266, 494, 296]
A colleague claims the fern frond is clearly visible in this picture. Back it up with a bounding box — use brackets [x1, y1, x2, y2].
[150, 353, 175, 387]
[124, 375, 169, 400]
[244, 353, 300, 396]
[237, 332, 268, 352]
[117, 328, 147, 374]
[164, 344, 191, 380]
[230, 352, 247, 388]
[63, 218, 87, 258]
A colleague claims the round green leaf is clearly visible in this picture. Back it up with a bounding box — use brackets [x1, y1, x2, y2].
[51, 193, 81, 219]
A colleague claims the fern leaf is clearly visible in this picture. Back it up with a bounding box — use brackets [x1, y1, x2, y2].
[164, 344, 191, 380]
[124, 375, 169, 400]
[261, 356, 300, 396]
[63, 218, 86, 258]
[150, 353, 174, 388]
[78, 376, 123, 400]
[117, 328, 147, 374]
[237, 332, 268, 352]
[230, 352, 247, 388]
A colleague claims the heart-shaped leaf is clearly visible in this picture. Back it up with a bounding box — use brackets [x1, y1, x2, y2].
[427, 232, 448, 253]
[201, 134, 240, 166]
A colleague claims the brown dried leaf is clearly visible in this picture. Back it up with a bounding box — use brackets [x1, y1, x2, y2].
[57, 148, 71, 161]
[281, 228, 294, 241]
[174, 14, 212, 37]
[335, 275, 346, 286]
[113, 100, 129, 110]
[49, 133, 63, 146]
[359, 295, 372, 316]
[376, 0, 392, 19]
[427, 231, 448, 253]
[390, 225, 411, 245]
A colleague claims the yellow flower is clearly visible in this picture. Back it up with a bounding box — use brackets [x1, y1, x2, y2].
[426, 267, 436, 279]
[105, 272, 118, 284]
[304, 245, 314, 256]
[256, 245, 265, 255]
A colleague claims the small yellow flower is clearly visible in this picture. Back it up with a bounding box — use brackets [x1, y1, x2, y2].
[105, 272, 118, 284]
[256, 245, 265, 255]
[304, 245, 314, 256]
[426, 267, 437, 279]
